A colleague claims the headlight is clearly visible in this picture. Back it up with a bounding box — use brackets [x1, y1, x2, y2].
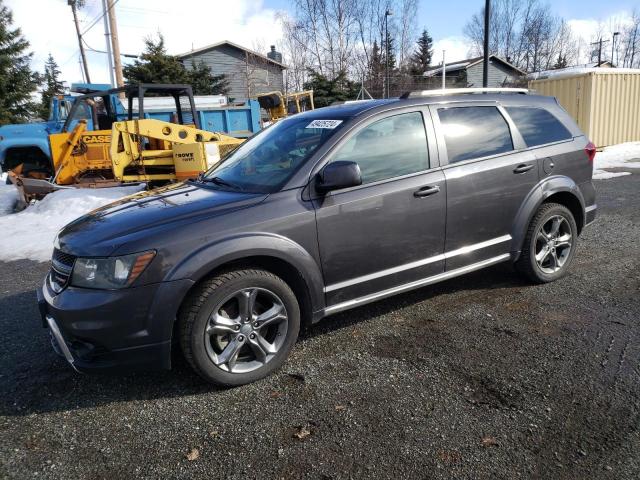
[71, 251, 155, 289]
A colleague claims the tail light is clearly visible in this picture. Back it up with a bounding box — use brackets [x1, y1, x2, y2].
[585, 141, 596, 162]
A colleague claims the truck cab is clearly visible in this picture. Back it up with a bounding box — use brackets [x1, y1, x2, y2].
[0, 83, 112, 177]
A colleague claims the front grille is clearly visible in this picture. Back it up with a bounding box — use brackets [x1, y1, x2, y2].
[53, 248, 76, 270]
[50, 248, 76, 293]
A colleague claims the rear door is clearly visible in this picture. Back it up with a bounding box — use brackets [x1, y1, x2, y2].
[431, 102, 538, 270]
[313, 109, 446, 308]
[502, 105, 590, 183]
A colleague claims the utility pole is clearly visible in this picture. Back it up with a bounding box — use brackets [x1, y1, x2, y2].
[68, 0, 91, 83]
[102, 0, 115, 86]
[590, 38, 609, 66]
[612, 32, 620, 66]
[598, 38, 602, 65]
[107, 0, 124, 88]
[384, 9, 393, 98]
[482, 0, 490, 87]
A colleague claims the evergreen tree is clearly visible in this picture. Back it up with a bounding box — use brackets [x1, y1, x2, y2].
[553, 54, 568, 69]
[123, 34, 190, 85]
[123, 34, 229, 95]
[410, 29, 434, 76]
[382, 31, 397, 72]
[368, 40, 384, 97]
[38, 54, 64, 120]
[186, 60, 229, 95]
[303, 70, 359, 107]
[0, 0, 40, 124]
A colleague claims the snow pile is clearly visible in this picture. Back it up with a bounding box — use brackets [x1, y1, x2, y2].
[0, 185, 144, 262]
[0, 182, 18, 215]
[593, 142, 640, 180]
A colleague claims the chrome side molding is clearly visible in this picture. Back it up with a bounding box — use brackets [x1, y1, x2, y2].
[324, 253, 511, 315]
[324, 235, 511, 293]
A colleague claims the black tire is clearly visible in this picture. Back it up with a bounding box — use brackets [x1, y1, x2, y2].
[515, 202, 578, 284]
[178, 269, 300, 386]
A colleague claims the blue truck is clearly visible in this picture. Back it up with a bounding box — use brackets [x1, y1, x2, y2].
[0, 83, 261, 178]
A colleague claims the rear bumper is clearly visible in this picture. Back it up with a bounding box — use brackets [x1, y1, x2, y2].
[38, 276, 194, 373]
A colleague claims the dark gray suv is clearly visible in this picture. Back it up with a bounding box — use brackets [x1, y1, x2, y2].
[39, 88, 597, 386]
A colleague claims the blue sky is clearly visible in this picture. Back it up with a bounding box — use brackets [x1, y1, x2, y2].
[268, 0, 638, 41]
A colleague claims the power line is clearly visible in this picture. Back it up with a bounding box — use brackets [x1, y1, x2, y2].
[80, 0, 121, 36]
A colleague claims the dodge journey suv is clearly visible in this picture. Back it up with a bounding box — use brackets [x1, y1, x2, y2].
[39, 88, 597, 386]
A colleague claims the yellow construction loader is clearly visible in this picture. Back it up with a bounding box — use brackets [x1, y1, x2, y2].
[110, 119, 242, 182]
[257, 90, 314, 122]
[9, 84, 244, 205]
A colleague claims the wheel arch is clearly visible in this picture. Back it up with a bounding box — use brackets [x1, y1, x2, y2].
[167, 234, 325, 329]
[1, 142, 52, 171]
[511, 175, 585, 261]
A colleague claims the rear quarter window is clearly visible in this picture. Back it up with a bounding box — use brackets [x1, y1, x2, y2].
[505, 106, 572, 147]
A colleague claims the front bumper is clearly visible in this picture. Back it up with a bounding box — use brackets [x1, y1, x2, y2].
[38, 275, 194, 373]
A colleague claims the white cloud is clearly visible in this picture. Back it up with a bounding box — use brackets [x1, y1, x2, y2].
[7, 0, 284, 84]
[432, 36, 472, 64]
[567, 10, 635, 64]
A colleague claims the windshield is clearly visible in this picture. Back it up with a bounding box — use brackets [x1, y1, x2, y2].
[202, 116, 345, 193]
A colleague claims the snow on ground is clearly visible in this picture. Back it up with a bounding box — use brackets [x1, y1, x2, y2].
[0, 182, 18, 215]
[0, 185, 144, 262]
[593, 141, 640, 180]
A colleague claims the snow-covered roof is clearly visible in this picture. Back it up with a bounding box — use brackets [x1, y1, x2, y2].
[529, 66, 640, 81]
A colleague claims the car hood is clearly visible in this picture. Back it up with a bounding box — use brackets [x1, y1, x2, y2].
[57, 182, 267, 257]
[0, 122, 49, 139]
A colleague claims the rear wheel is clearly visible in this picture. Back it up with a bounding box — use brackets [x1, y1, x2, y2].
[516, 202, 578, 283]
[179, 269, 300, 386]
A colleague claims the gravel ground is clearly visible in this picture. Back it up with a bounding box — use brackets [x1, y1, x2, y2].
[1, 173, 639, 479]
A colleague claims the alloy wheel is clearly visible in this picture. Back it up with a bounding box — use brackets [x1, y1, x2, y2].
[534, 215, 573, 274]
[203, 287, 289, 373]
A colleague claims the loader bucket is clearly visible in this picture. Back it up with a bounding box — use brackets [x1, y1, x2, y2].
[8, 172, 68, 209]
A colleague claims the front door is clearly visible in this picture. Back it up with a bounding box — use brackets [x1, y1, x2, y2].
[313, 110, 446, 308]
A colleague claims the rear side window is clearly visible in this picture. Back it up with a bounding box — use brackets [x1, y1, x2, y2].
[437, 106, 513, 163]
[505, 107, 572, 147]
[332, 111, 429, 184]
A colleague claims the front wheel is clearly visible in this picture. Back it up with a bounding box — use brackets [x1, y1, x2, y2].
[179, 269, 300, 386]
[515, 202, 578, 283]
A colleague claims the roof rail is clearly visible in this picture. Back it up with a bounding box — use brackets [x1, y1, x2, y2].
[400, 87, 531, 99]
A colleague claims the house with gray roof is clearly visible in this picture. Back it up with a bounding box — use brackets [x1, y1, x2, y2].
[424, 55, 525, 88]
[177, 41, 286, 100]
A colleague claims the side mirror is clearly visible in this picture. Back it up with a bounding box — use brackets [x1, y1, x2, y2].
[316, 161, 362, 194]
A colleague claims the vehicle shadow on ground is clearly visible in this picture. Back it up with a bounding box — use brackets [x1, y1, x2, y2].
[0, 263, 527, 417]
[302, 263, 528, 339]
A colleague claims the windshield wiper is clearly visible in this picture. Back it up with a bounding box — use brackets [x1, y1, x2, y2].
[201, 176, 243, 191]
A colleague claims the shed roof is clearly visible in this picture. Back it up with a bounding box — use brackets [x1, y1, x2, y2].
[424, 55, 525, 77]
[176, 40, 286, 69]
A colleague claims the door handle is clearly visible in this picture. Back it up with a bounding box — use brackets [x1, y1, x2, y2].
[513, 163, 534, 174]
[413, 185, 440, 198]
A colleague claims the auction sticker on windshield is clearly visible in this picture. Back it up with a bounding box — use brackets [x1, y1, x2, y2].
[306, 119, 343, 129]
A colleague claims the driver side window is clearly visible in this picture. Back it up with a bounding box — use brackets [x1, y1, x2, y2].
[332, 112, 429, 184]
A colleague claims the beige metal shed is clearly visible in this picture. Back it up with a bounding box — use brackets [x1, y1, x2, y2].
[528, 69, 640, 147]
